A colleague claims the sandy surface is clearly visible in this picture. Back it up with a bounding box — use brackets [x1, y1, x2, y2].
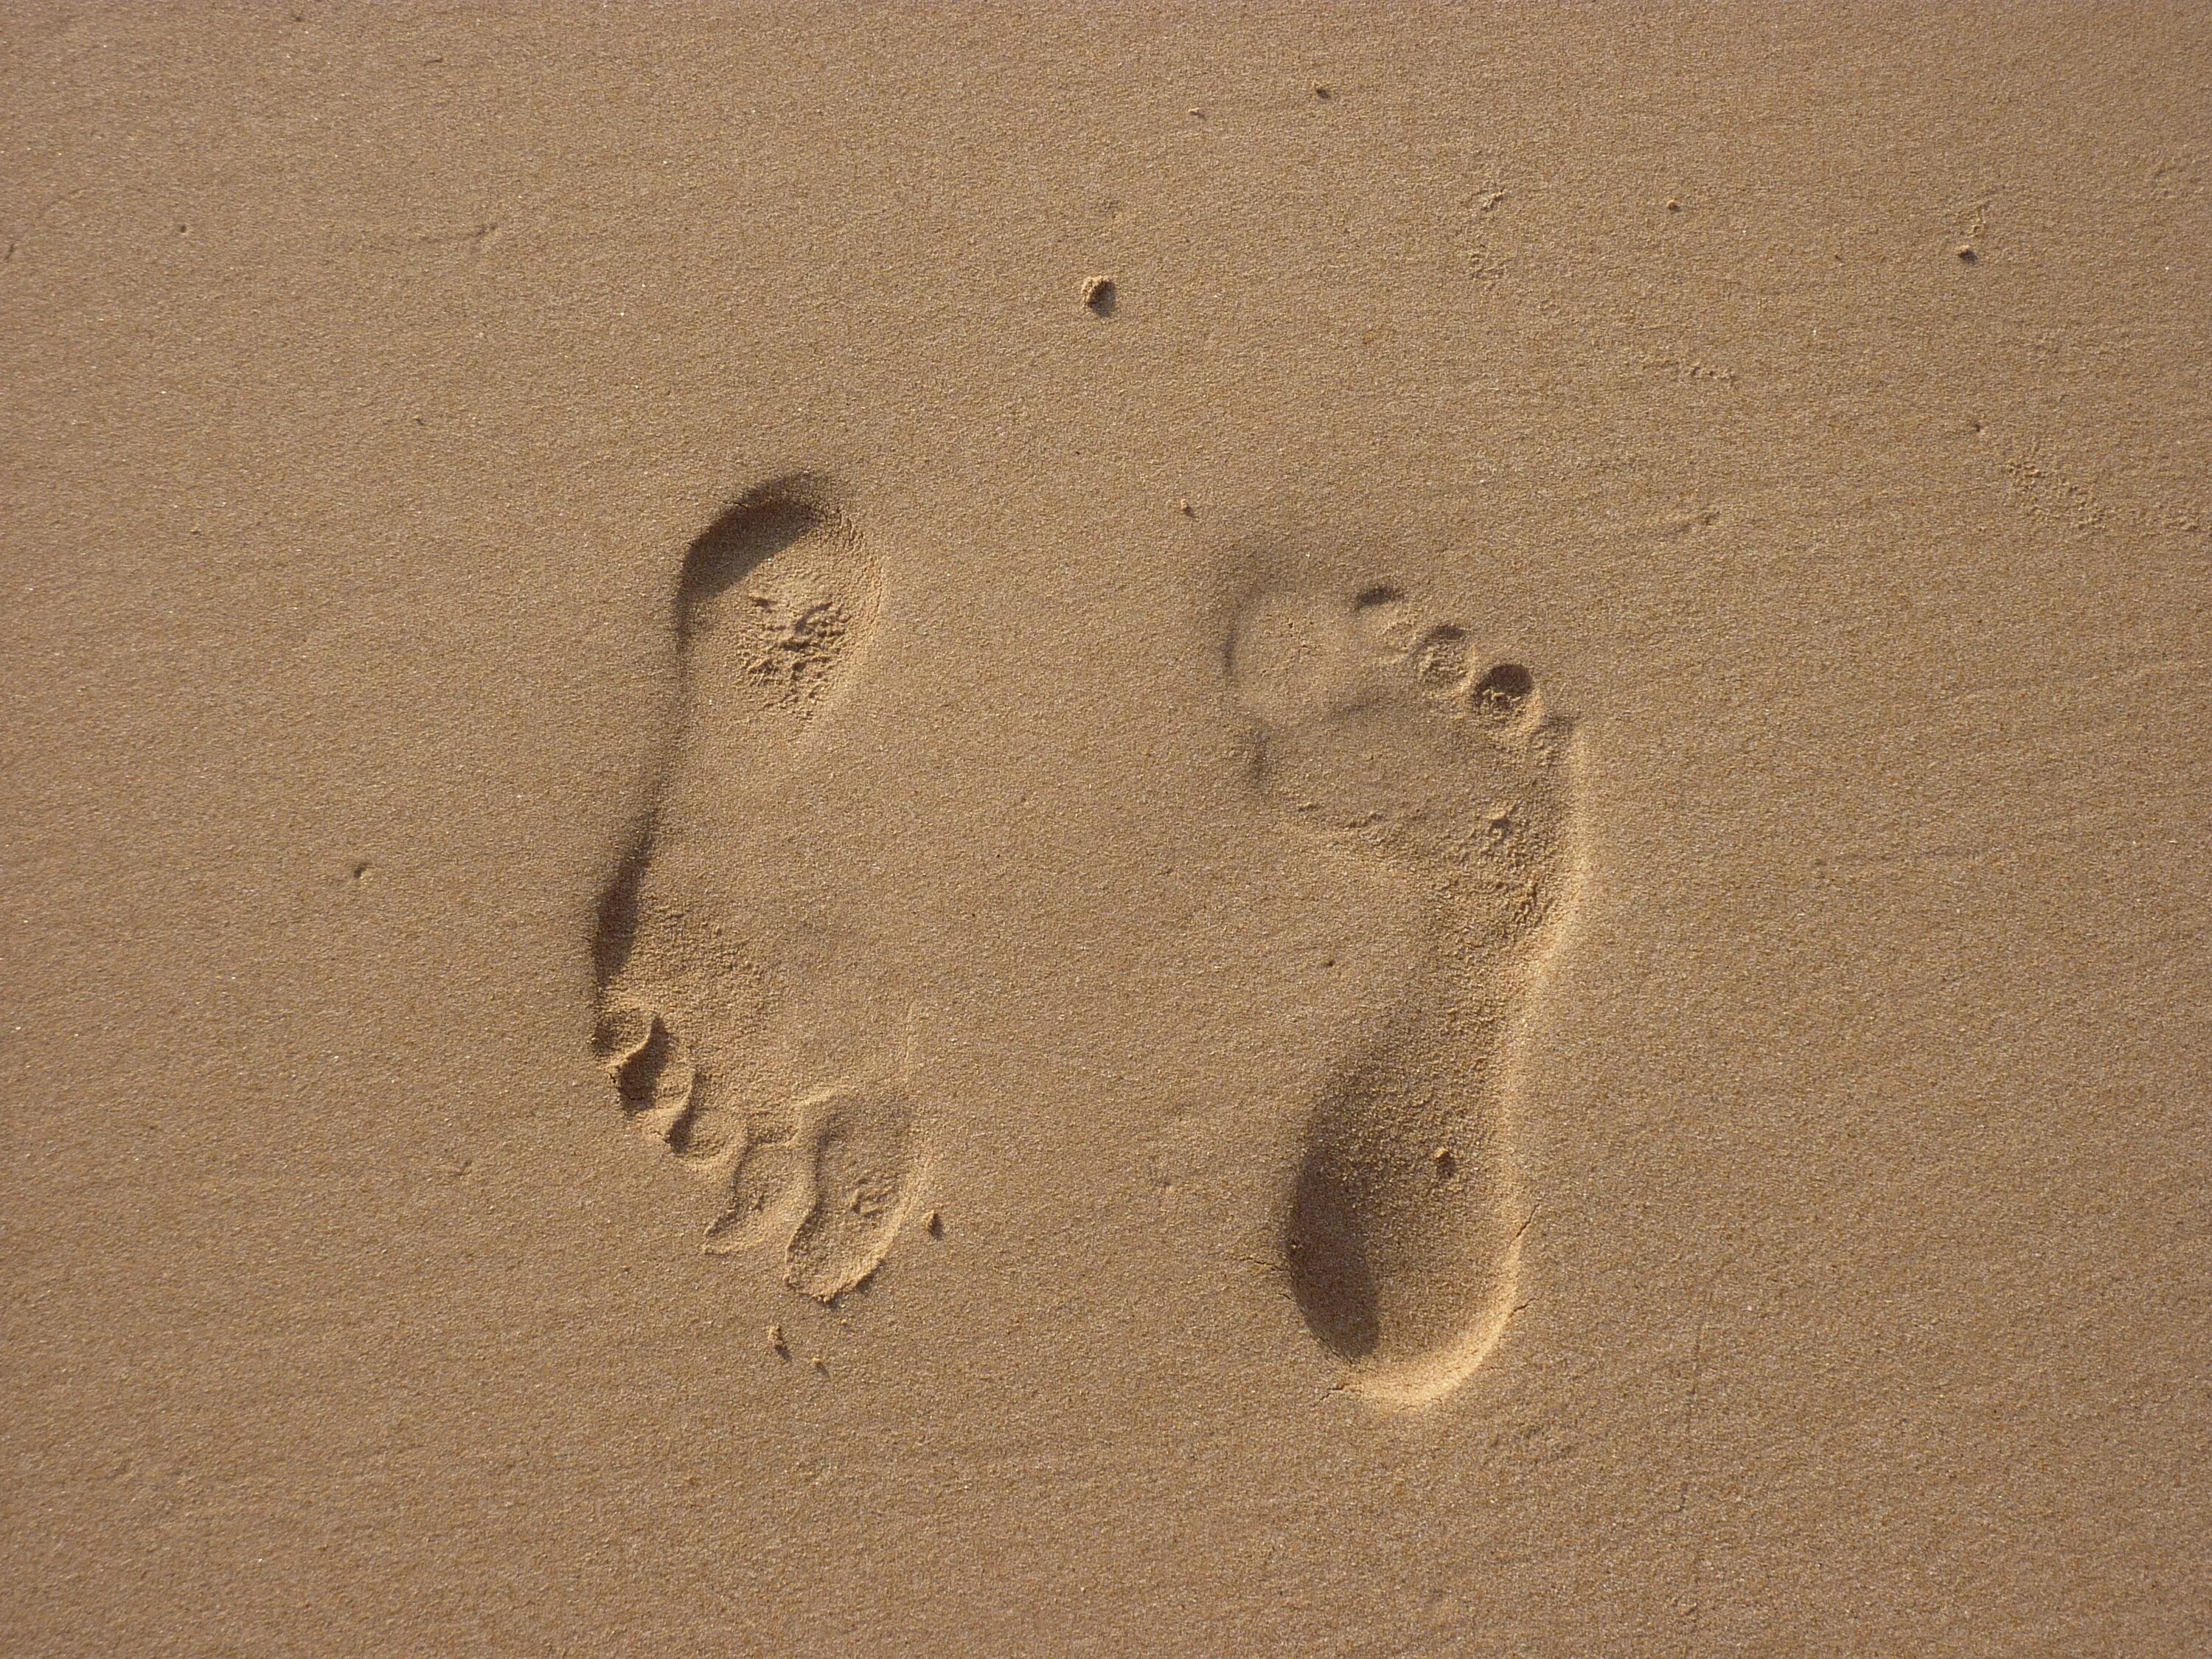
[5, 4, 2210, 1654]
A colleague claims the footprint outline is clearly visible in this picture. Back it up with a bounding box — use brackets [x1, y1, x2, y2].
[588, 476, 927, 1306]
[1227, 575, 1586, 1407]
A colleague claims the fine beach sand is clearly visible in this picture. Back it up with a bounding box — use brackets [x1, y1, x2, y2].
[4, 5, 2209, 1654]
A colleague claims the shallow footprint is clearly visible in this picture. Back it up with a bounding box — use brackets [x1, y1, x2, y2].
[698, 1082, 920, 1303]
[588, 478, 923, 1301]
[1228, 585, 1583, 1406]
[783, 1085, 922, 1301]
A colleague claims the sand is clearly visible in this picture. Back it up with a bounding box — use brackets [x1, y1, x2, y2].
[4, 4, 2209, 1654]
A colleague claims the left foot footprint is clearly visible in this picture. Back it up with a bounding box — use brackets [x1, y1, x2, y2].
[589, 477, 923, 1302]
[701, 1082, 922, 1301]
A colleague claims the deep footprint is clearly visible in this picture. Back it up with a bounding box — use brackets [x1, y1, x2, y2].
[588, 478, 923, 1301]
[1229, 583, 1583, 1405]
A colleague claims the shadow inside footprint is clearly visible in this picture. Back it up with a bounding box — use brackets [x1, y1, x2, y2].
[677, 495, 824, 638]
[591, 824, 655, 993]
[1284, 1137, 1382, 1363]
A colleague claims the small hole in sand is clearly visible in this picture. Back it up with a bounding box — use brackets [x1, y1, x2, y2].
[1083, 276, 1116, 316]
[1474, 661, 1535, 711]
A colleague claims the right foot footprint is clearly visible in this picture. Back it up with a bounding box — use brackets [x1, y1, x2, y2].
[589, 478, 924, 1303]
[1228, 582, 1585, 1406]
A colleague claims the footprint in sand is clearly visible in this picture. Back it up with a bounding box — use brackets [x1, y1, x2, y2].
[1228, 582, 1585, 1406]
[590, 478, 923, 1302]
